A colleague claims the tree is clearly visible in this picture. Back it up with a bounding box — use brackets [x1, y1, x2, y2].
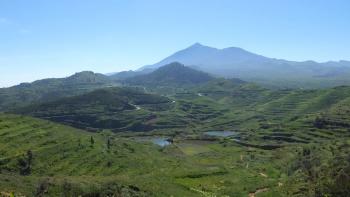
[27, 150, 33, 165]
[107, 137, 111, 150]
[314, 116, 327, 129]
[77, 138, 82, 148]
[90, 136, 95, 147]
[18, 150, 33, 175]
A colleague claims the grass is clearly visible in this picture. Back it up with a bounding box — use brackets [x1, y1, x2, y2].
[176, 141, 213, 156]
[0, 114, 295, 196]
[1, 80, 350, 196]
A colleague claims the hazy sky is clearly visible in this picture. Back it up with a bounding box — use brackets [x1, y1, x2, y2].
[1, 0, 349, 87]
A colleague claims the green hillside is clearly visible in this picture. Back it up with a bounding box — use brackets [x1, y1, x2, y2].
[1, 99, 350, 197]
[1, 80, 350, 196]
[14, 87, 172, 132]
[0, 71, 117, 111]
[0, 114, 182, 196]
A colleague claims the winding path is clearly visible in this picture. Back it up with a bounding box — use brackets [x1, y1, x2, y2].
[248, 188, 269, 197]
[130, 103, 141, 110]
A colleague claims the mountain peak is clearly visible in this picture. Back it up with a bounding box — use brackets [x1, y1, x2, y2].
[187, 42, 214, 50]
[141, 43, 265, 71]
[158, 62, 185, 69]
[190, 42, 204, 48]
[66, 71, 111, 84]
[125, 62, 213, 86]
[222, 46, 246, 52]
[71, 71, 95, 76]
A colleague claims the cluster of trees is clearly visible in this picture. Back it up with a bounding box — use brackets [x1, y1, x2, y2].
[288, 145, 350, 197]
[34, 179, 146, 197]
[17, 150, 33, 175]
[314, 116, 350, 129]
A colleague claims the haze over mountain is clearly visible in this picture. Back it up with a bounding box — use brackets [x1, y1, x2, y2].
[135, 43, 350, 88]
[124, 62, 214, 87]
[109, 68, 154, 81]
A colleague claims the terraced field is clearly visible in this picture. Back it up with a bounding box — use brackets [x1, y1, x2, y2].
[1, 81, 350, 196]
[0, 114, 291, 196]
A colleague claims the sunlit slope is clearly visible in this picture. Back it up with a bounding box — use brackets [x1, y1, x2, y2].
[185, 82, 350, 147]
[0, 114, 197, 196]
[0, 114, 288, 197]
[1, 88, 350, 197]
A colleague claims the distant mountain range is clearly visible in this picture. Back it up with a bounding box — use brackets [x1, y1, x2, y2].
[112, 43, 350, 88]
[2, 43, 350, 111]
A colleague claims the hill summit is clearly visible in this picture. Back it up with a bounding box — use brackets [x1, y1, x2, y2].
[125, 62, 213, 86]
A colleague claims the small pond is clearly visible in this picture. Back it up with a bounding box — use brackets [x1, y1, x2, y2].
[151, 138, 172, 147]
[134, 137, 172, 147]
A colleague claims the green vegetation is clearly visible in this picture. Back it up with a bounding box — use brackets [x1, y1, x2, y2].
[13, 87, 172, 132]
[0, 71, 117, 111]
[1, 71, 350, 196]
[0, 114, 288, 196]
[1, 111, 348, 196]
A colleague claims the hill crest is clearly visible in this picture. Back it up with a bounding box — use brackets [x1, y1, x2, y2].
[125, 62, 214, 86]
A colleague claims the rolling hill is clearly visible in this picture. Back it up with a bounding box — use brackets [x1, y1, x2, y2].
[13, 87, 172, 132]
[124, 62, 214, 87]
[2, 83, 350, 196]
[0, 71, 117, 111]
[1, 59, 350, 196]
[0, 114, 172, 196]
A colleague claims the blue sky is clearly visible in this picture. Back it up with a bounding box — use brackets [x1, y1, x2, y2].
[0, 0, 349, 87]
